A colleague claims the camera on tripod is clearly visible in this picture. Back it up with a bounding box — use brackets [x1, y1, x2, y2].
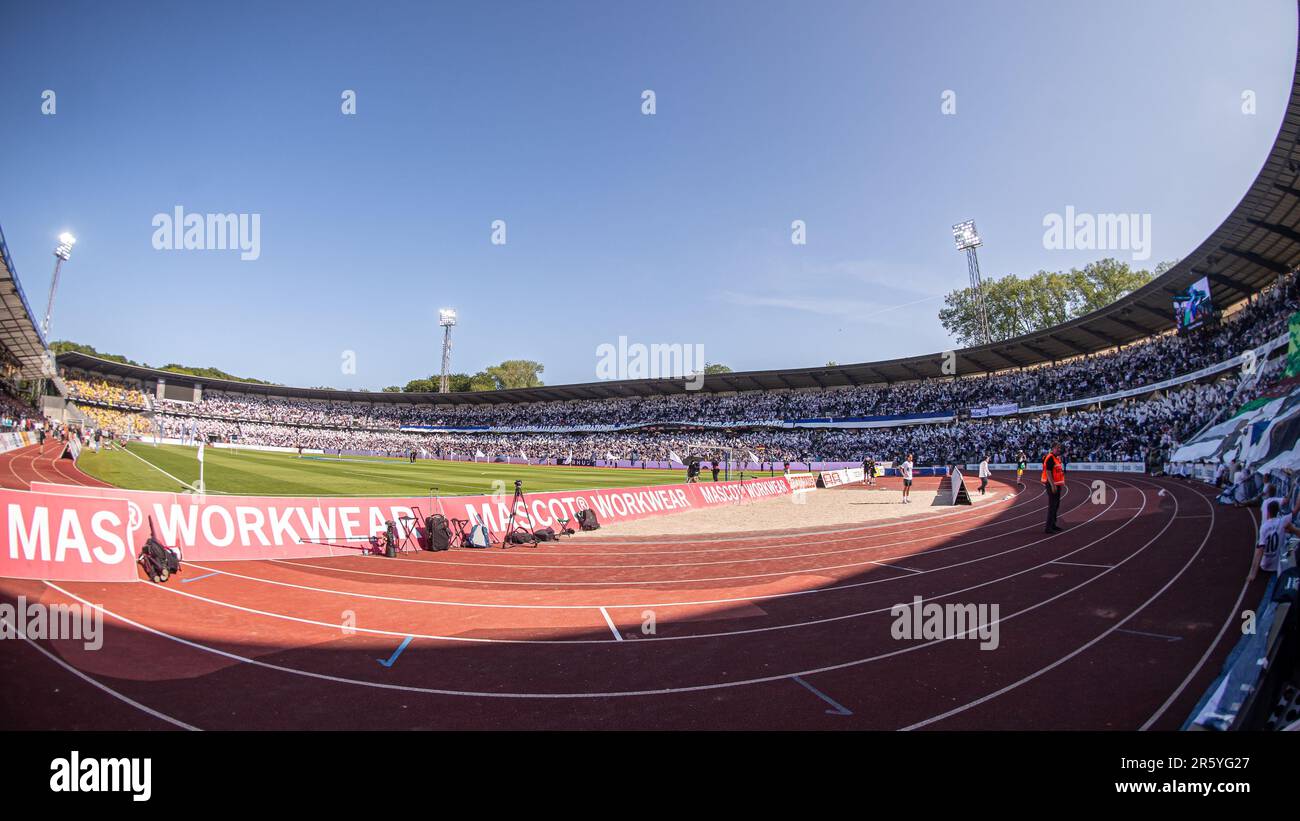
[501, 478, 561, 546]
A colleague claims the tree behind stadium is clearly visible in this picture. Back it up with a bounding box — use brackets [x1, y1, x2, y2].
[938, 258, 1172, 346]
[394, 360, 544, 392]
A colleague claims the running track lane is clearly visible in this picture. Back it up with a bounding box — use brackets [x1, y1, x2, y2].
[0, 472, 1264, 730]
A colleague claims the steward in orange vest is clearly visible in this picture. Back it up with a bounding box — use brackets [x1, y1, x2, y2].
[1042, 444, 1065, 533]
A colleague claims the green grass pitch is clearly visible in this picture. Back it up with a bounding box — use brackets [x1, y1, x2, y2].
[74, 443, 758, 497]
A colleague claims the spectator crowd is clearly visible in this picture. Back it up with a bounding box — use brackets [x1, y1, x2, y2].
[61, 271, 1300, 468]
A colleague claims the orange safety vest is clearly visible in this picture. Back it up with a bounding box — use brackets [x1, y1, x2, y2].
[1041, 452, 1065, 485]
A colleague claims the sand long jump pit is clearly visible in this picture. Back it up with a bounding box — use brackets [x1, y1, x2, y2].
[582, 475, 1019, 538]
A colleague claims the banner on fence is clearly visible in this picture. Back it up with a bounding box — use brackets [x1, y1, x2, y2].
[23, 475, 797, 571]
[0, 489, 136, 581]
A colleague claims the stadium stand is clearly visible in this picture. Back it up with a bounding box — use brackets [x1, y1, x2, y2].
[55, 270, 1297, 468]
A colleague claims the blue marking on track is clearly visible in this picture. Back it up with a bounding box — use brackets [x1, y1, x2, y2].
[377, 636, 414, 667]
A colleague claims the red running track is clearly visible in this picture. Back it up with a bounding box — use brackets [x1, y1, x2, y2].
[0, 451, 1266, 730]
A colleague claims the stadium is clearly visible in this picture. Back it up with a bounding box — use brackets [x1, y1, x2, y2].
[2, 0, 1299, 800]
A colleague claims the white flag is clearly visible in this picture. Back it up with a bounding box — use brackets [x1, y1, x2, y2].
[475, 449, 485, 459]
[668, 450, 683, 464]
[747, 450, 760, 463]
[605, 451, 616, 461]
[520, 449, 528, 459]
[565, 450, 572, 465]
[196, 441, 205, 463]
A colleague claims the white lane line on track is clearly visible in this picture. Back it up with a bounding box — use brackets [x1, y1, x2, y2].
[175, 481, 1105, 610]
[128, 487, 1122, 646]
[872, 561, 922, 574]
[792, 676, 852, 716]
[131, 488, 1125, 645]
[40, 480, 1154, 698]
[2, 611, 199, 731]
[416, 487, 1040, 555]
[275, 486, 1040, 566]
[1115, 628, 1183, 642]
[900, 476, 1207, 730]
[499, 483, 1033, 550]
[1050, 560, 1114, 569]
[245, 483, 1083, 588]
[1138, 503, 1258, 731]
[599, 608, 623, 641]
[270, 507, 1047, 578]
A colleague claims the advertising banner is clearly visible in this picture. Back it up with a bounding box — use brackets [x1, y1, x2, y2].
[0, 488, 136, 581]
[27, 476, 796, 566]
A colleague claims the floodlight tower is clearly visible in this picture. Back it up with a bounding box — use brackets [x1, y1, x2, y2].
[42, 232, 76, 339]
[438, 308, 457, 392]
[952, 220, 991, 346]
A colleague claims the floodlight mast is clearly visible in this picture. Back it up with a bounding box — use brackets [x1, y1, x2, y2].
[438, 308, 457, 393]
[952, 220, 991, 346]
[42, 232, 76, 339]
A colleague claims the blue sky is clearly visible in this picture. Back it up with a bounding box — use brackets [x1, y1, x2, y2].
[0, 0, 1295, 388]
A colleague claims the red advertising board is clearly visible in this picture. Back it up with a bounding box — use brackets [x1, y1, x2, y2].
[0, 488, 136, 581]
[22, 476, 794, 569]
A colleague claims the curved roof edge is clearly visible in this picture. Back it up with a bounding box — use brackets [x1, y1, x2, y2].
[57, 5, 1300, 406]
[0, 222, 50, 378]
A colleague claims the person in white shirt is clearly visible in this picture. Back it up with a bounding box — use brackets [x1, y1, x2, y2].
[1213, 462, 1230, 487]
[900, 454, 914, 503]
[978, 455, 990, 495]
[1251, 499, 1299, 581]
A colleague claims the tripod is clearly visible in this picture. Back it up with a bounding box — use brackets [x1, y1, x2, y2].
[500, 480, 537, 548]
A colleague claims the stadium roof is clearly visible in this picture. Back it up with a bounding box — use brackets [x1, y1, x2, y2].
[0, 223, 50, 379]
[56, 13, 1300, 405]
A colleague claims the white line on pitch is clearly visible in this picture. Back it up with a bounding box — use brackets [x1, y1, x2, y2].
[1050, 560, 1115, 569]
[598, 607, 623, 641]
[792, 676, 852, 716]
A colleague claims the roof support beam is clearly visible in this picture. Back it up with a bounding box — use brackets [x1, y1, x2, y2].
[1246, 217, 1300, 245]
[983, 349, 1019, 368]
[1020, 342, 1053, 362]
[1109, 316, 1151, 336]
[1202, 270, 1257, 297]
[1272, 181, 1300, 199]
[1219, 245, 1291, 275]
[1048, 334, 1090, 355]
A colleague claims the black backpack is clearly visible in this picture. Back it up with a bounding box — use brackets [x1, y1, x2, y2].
[507, 530, 537, 545]
[532, 527, 558, 542]
[139, 537, 180, 583]
[576, 508, 601, 531]
[425, 515, 451, 551]
[383, 521, 398, 557]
